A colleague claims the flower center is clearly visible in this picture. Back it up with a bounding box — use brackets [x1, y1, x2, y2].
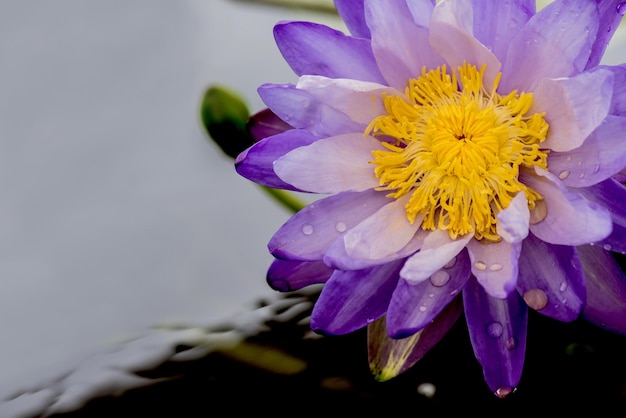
[365, 63, 549, 241]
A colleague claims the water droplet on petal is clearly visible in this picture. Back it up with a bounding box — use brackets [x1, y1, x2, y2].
[335, 221, 347, 232]
[603, 243, 613, 251]
[529, 200, 547, 224]
[578, 172, 585, 179]
[419, 305, 427, 312]
[486, 321, 503, 338]
[523, 288, 549, 310]
[474, 261, 487, 271]
[593, 164, 600, 173]
[558, 170, 570, 180]
[506, 337, 518, 350]
[559, 282, 568, 292]
[301, 224, 314, 235]
[428, 293, 435, 298]
[489, 263, 503, 271]
[617, 2, 626, 16]
[495, 386, 514, 398]
[566, 156, 572, 162]
[444, 256, 457, 269]
[430, 270, 451, 287]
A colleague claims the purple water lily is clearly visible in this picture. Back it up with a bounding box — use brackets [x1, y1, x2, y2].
[235, 0, 626, 396]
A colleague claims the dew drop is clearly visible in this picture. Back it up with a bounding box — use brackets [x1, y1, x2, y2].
[495, 386, 514, 398]
[335, 221, 347, 233]
[449, 289, 459, 296]
[529, 200, 547, 224]
[301, 224, 314, 235]
[474, 261, 487, 271]
[558, 170, 570, 180]
[577, 160, 582, 166]
[566, 156, 572, 162]
[489, 263, 503, 271]
[428, 293, 435, 298]
[523, 288, 548, 310]
[559, 282, 568, 292]
[444, 256, 457, 269]
[618, 2, 626, 16]
[486, 321, 503, 338]
[419, 305, 427, 312]
[506, 337, 518, 350]
[593, 164, 600, 173]
[578, 172, 585, 179]
[603, 243, 613, 251]
[417, 382, 436, 398]
[430, 270, 451, 287]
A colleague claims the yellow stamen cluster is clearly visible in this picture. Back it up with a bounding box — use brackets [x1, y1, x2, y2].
[365, 63, 549, 241]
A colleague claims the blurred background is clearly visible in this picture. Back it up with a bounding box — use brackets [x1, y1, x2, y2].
[0, 1, 625, 416]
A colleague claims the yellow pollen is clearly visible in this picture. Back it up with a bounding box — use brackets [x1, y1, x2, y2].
[365, 63, 549, 241]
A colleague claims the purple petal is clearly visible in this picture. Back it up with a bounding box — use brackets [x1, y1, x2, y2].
[274, 133, 384, 193]
[400, 229, 473, 284]
[258, 83, 363, 137]
[274, 21, 384, 83]
[469, 0, 535, 64]
[367, 295, 462, 381]
[576, 178, 626, 254]
[310, 259, 404, 335]
[429, 0, 502, 88]
[517, 233, 586, 321]
[267, 259, 333, 292]
[324, 195, 419, 263]
[387, 249, 471, 338]
[532, 69, 613, 152]
[585, 0, 626, 69]
[466, 239, 521, 299]
[405, 0, 436, 28]
[365, 0, 444, 89]
[296, 75, 400, 124]
[578, 244, 626, 335]
[334, 0, 370, 39]
[496, 192, 530, 243]
[523, 168, 613, 246]
[604, 64, 626, 116]
[547, 116, 626, 188]
[234, 129, 318, 190]
[463, 276, 528, 397]
[501, 0, 598, 92]
[268, 189, 391, 261]
[246, 108, 293, 142]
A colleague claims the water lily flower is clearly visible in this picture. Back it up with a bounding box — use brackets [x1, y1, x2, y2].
[235, 0, 626, 396]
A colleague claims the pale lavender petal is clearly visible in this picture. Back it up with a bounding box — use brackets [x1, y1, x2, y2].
[310, 259, 404, 335]
[329, 195, 419, 261]
[365, 0, 444, 89]
[496, 192, 529, 243]
[267, 259, 333, 292]
[274, 133, 383, 193]
[500, 0, 598, 92]
[576, 178, 626, 254]
[517, 233, 585, 321]
[387, 249, 471, 338]
[523, 168, 613, 246]
[429, 0, 502, 88]
[578, 244, 626, 335]
[258, 84, 363, 137]
[604, 64, 626, 116]
[400, 229, 473, 284]
[405, 0, 436, 28]
[234, 129, 318, 190]
[547, 116, 626, 188]
[274, 21, 385, 83]
[585, 0, 626, 69]
[466, 239, 521, 299]
[463, 277, 528, 396]
[324, 222, 425, 270]
[296, 75, 401, 124]
[334, 0, 370, 39]
[532, 69, 613, 152]
[469, 0, 535, 64]
[268, 189, 391, 261]
[368, 296, 462, 381]
[247, 108, 292, 141]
